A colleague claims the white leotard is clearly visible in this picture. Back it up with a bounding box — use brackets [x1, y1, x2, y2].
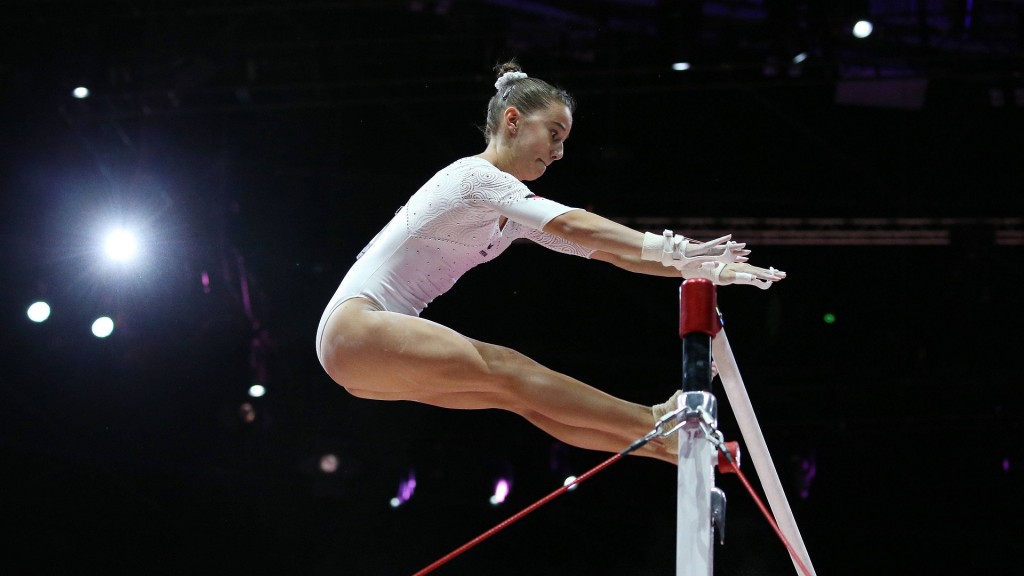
[315, 156, 594, 364]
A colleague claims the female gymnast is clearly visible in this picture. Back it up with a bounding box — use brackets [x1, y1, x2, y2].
[315, 60, 785, 464]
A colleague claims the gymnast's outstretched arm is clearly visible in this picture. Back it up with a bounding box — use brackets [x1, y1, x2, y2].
[545, 209, 785, 286]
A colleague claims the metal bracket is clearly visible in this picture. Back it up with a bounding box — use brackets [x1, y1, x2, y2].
[711, 487, 727, 545]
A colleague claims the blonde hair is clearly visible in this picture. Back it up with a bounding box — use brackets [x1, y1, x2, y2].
[481, 60, 575, 144]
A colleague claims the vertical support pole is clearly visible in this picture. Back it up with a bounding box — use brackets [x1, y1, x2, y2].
[676, 279, 720, 576]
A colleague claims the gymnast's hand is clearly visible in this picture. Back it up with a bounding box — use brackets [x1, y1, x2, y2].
[641, 230, 750, 269]
[680, 234, 751, 263]
[681, 261, 786, 290]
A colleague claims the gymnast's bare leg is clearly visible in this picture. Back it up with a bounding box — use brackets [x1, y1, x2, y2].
[320, 297, 677, 464]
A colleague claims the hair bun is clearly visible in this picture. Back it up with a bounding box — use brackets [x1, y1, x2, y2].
[494, 71, 528, 92]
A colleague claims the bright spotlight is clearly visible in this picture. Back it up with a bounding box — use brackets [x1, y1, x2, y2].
[853, 20, 873, 38]
[489, 478, 511, 505]
[391, 471, 417, 508]
[248, 384, 266, 398]
[563, 475, 579, 492]
[27, 301, 52, 323]
[91, 316, 114, 338]
[671, 62, 691, 71]
[793, 52, 808, 64]
[72, 86, 90, 99]
[103, 228, 139, 262]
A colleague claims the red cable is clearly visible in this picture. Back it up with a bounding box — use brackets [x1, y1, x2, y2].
[412, 451, 626, 575]
[730, 462, 814, 576]
[414, 435, 813, 575]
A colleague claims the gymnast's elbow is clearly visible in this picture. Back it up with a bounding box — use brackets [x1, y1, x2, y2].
[544, 209, 599, 243]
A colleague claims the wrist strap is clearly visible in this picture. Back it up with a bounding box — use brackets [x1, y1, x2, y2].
[641, 230, 673, 261]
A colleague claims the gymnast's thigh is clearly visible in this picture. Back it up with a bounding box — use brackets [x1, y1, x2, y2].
[319, 297, 517, 397]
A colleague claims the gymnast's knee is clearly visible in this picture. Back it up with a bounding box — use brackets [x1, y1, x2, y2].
[476, 340, 532, 369]
[476, 343, 549, 391]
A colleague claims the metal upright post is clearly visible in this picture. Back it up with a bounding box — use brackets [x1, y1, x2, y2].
[676, 278, 722, 576]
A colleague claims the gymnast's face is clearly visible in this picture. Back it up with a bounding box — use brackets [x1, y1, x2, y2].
[505, 101, 572, 181]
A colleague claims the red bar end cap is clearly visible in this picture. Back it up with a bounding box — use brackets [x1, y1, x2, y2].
[679, 278, 720, 337]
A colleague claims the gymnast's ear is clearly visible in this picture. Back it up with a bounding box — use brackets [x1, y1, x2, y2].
[503, 107, 521, 134]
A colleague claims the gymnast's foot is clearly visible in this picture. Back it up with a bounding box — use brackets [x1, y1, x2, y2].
[651, 390, 683, 454]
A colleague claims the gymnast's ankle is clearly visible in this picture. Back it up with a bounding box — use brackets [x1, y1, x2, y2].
[651, 390, 683, 454]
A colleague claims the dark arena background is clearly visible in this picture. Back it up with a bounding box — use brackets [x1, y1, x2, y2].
[2, 2, 1022, 575]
